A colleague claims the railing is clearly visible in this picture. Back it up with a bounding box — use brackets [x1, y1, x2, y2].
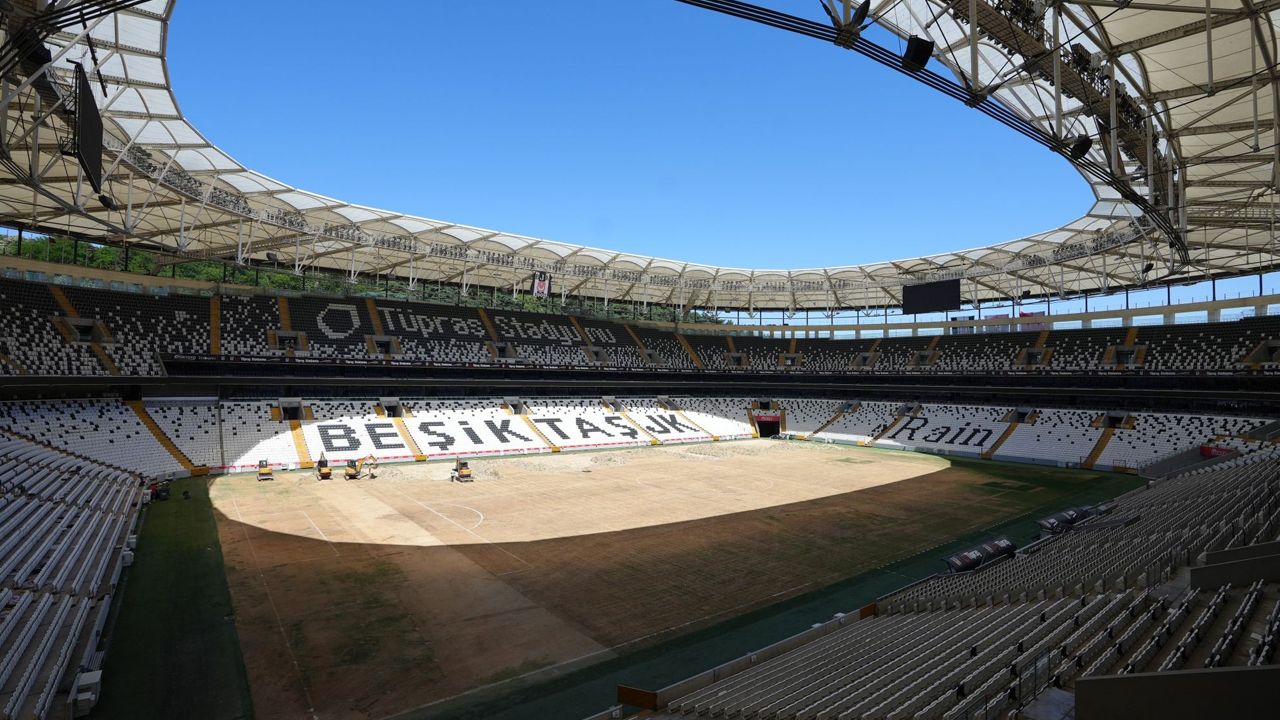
[970, 646, 1057, 720]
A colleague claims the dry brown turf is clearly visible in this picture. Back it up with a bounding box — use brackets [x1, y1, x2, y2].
[209, 440, 1098, 720]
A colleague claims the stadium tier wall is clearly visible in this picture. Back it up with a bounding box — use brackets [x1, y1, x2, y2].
[2, 279, 1280, 377]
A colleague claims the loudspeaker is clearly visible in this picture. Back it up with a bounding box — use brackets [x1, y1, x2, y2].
[902, 36, 934, 73]
[1068, 135, 1093, 161]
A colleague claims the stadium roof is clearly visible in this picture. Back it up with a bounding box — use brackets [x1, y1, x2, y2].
[1, 0, 1279, 312]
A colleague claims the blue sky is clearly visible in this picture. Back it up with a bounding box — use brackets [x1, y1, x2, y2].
[167, 0, 1095, 269]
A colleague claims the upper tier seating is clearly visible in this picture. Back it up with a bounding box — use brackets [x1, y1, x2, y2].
[217, 295, 280, 358]
[1138, 316, 1280, 372]
[869, 335, 935, 372]
[1046, 327, 1127, 372]
[63, 286, 211, 375]
[630, 327, 696, 369]
[488, 309, 587, 366]
[794, 338, 868, 372]
[682, 335, 731, 370]
[372, 299, 491, 365]
[930, 332, 1025, 373]
[561, 316, 648, 368]
[2, 278, 1279, 376]
[286, 296, 374, 360]
[730, 336, 792, 371]
[0, 283, 105, 376]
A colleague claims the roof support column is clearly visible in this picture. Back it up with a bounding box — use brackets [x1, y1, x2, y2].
[1053, 3, 1062, 138]
[1205, 0, 1214, 94]
[969, 0, 980, 91]
[1251, 18, 1260, 150]
[1109, 60, 1119, 173]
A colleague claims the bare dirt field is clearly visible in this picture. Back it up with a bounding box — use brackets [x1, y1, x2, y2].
[208, 440, 1090, 720]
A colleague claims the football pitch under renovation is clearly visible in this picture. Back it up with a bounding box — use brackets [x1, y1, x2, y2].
[89, 440, 1144, 720]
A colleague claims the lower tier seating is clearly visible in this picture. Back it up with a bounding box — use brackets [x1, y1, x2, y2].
[0, 435, 140, 720]
[617, 454, 1280, 720]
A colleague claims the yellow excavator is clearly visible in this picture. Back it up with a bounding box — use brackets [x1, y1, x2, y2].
[344, 454, 378, 480]
[317, 456, 332, 481]
[256, 459, 273, 482]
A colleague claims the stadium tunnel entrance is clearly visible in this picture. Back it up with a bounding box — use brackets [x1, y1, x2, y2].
[756, 419, 780, 438]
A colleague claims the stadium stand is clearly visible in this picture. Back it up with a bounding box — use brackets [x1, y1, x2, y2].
[0, 433, 139, 720]
[216, 295, 280, 358]
[870, 335, 936, 372]
[372, 299, 492, 365]
[679, 397, 757, 439]
[404, 398, 550, 458]
[1, 280, 1279, 375]
[217, 401, 303, 472]
[0, 283, 107, 377]
[61, 286, 211, 375]
[0, 400, 186, 479]
[1044, 327, 1127, 373]
[730, 335, 792, 371]
[488, 309, 588, 366]
[573, 316, 650, 368]
[0, 395, 1266, 480]
[619, 454, 1280, 720]
[992, 410, 1103, 467]
[873, 403, 1013, 457]
[628, 326, 697, 369]
[285, 296, 375, 360]
[145, 401, 222, 468]
[814, 401, 907, 444]
[1094, 413, 1264, 471]
[931, 332, 1026, 373]
[680, 334, 730, 370]
[1138, 316, 1280, 373]
[522, 398, 651, 451]
[794, 338, 866, 372]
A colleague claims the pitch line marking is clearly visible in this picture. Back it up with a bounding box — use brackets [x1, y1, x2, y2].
[386, 485, 531, 568]
[431, 502, 485, 530]
[231, 498, 319, 719]
[300, 510, 340, 556]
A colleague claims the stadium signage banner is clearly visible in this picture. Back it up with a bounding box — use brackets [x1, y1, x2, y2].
[886, 417, 993, 447]
[530, 271, 552, 297]
[310, 413, 703, 454]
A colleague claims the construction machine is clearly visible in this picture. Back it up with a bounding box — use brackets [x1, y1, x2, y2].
[450, 459, 473, 482]
[344, 455, 378, 480]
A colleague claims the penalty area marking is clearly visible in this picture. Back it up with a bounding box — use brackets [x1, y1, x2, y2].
[385, 485, 530, 569]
